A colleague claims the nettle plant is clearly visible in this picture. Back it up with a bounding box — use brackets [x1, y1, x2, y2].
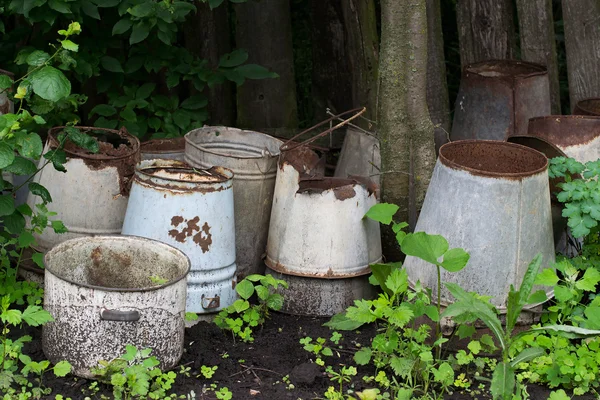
[3, 0, 277, 139]
[214, 274, 287, 343]
[324, 203, 469, 399]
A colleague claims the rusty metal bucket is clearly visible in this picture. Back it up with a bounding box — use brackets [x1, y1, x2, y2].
[451, 60, 551, 141]
[574, 98, 600, 116]
[184, 126, 282, 279]
[403, 140, 555, 312]
[525, 115, 600, 163]
[140, 137, 186, 161]
[334, 127, 380, 196]
[0, 68, 13, 115]
[121, 159, 236, 313]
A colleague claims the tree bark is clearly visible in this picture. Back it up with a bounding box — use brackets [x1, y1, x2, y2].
[235, 0, 298, 130]
[310, 0, 379, 127]
[563, 0, 600, 112]
[184, 1, 235, 126]
[516, 0, 561, 114]
[456, 0, 516, 67]
[379, 0, 437, 259]
[426, 0, 450, 153]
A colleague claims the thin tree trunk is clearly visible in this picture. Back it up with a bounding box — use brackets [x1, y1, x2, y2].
[310, 0, 378, 126]
[516, 0, 561, 114]
[184, 1, 234, 126]
[563, 0, 600, 111]
[426, 0, 450, 153]
[456, 0, 516, 67]
[379, 0, 437, 259]
[235, 0, 298, 130]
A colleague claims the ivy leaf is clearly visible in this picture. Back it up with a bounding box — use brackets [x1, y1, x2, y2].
[535, 268, 559, 286]
[235, 279, 254, 299]
[0, 194, 15, 217]
[364, 203, 399, 225]
[30, 66, 71, 102]
[401, 232, 448, 266]
[101, 56, 124, 73]
[112, 18, 132, 35]
[575, 268, 600, 292]
[236, 64, 279, 79]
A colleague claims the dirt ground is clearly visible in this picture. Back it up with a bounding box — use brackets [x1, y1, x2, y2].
[19, 312, 595, 400]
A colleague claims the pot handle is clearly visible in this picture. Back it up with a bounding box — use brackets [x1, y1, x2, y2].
[100, 308, 140, 322]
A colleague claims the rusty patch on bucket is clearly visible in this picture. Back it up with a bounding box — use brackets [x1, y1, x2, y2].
[171, 216, 184, 226]
[141, 137, 185, 153]
[279, 146, 325, 179]
[527, 115, 600, 148]
[169, 216, 212, 252]
[193, 222, 212, 253]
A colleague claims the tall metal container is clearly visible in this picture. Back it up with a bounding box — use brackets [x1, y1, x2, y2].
[404, 141, 555, 312]
[574, 98, 600, 116]
[451, 60, 551, 141]
[526, 115, 600, 164]
[121, 159, 236, 313]
[185, 126, 282, 279]
[27, 127, 140, 252]
[0, 68, 13, 115]
[334, 127, 381, 197]
[140, 137, 185, 161]
[43, 236, 190, 378]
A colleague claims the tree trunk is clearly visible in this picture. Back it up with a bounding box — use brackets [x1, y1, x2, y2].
[563, 0, 600, 112]
[426, 0, 450, 153]
[235, 0, 298, 130]
[378, 0, 437, 259]
[516, 0, 561, 114]
[310, 0, 379, 127]
[456, 0, 516, 67]
[184, 1, 235, 126]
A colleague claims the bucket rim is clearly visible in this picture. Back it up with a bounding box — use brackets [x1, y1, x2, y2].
[439, 140, 548, 178]
[48, 126, 140, 161]
[140, 137, 186, 154]
[185, 126, 282, 160]
[464, 59, 548, 79]
[135, 159, 234, 185]
[575, 98, 600, 116]
[44, 235, 191, 292]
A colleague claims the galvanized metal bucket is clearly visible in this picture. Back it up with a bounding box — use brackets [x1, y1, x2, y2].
[185, 126, 282, 279]
[451, 60, 551, 141]
[526, 115, 600, 163]
[574, 98, 600, 116]
[334, 127, 381, 197]
[27, 126, 140, 252]
[121, 159, 237, 313]
[140, 137, 186, 161]
[43, 235, 190, 378]
[403, 140, 555, 312]
[0, 68, 14, 115]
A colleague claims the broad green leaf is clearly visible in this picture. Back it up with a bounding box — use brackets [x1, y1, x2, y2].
[29, 182, 52, 203]
[51, 220, 68, 234]
[385, 305, 413, 328]
[82, 0, 100, 19]
[30, 66, 71, 101]
[21, 306, 53, 326]
[384, 268, 408, 295]
[548, 390, 571, 400]
[219, 49, 248, 68]
[5, 156, 37, 175]
[0, 75, 12, 90]
[16, 132, 43, 159]
[575, 267, 600, 291]
[0, 143, 14, 169]
[424, 305, 439, 322]
[364, 203, 399, 225]
[101, 56, 124, 73]
[346, 299, 376, 324]
[53, 360, 71, 377]
[389, 356, 413, 378]
[3, 210, 25, 234]
[527, 290, 547, 304]
[395, 388, 413, 400]
[509, 347, 544, 368]
[181, 95, 208, 110]
[432, 362, 454, 386]
[583, 306, 600, 330]
[369, 262, 400, 295]
[32, 252, 44, 268]
[235, 279, 254, 299]
[128, 2, 154, 17]
[244, 274, 263, 282]
[554, 285, 573, 303]
[535, 267, 559, 286]
[440, 247, 470, 272]
[236, 64, 279, 79]
[90, 104, 117, 117]
[490, 362, 515, 400]
[353, 347, 372, 365]
[112, 18, 132, 35]
[18, 231, 35, 247]
[265, 293, 284, 310]
[48, 0, 71, 13]
[254, 285, 269, 301]
[64, 127, 99, 153]
[61, 40, 78, 52]
[3, 309, 22, 325]
[457, 324, 476, 339]
[120, 107, 137, 122]
[0, 194, 15, 216]
[323, 312, 365, 331]
[130, 23, 150, 45]
[136, 83, 156, 100]
[401, 232, 448, 266]
[26, 50, 50, 67]
[506, 254, 542, 334]
[232, 299, 249, 313]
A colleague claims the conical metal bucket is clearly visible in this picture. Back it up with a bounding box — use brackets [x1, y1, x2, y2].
[334, 127, 381, 197]
[574, 98, 600, 116]
[404, 140, 555, 312]
[451, 60, 551, 141]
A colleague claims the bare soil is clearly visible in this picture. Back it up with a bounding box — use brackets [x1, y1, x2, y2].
[17, 312, 595, 400]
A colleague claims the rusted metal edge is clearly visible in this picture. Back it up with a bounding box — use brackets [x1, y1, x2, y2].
[137, 159, 233, 183]
[574, 98, 600, 116]
[439, 140, 548, 179]
[264, 257, 373, 279]
[141, 137, 186, 154]
[464, 59, 548, 84]
[297, 176, 377, 200]
[43, 235, 191, 292]
[527, 115, 600, 148]
[48, 126, 140, 161]
[185, 126, 282, 160]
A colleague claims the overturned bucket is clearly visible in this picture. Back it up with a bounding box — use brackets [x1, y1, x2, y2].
[140, 137, 186, 161]
[334, 127, 381, 196]
[121, 159, 236, 313]
[574, 98, 600, 116]
[43, 236, 190, 378]
[403, 140, 555, 312]
[185, 127, 282, 279]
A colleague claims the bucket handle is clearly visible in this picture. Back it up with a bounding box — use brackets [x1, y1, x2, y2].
[280, 107, 366, 152]
[100, 308, 140, 322]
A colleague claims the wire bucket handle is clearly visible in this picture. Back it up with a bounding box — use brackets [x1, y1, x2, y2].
[280, 107, 366, 152]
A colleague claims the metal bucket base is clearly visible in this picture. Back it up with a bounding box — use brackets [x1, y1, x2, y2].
[265, 267, 376, 317]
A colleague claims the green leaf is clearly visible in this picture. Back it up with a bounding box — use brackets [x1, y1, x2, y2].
[21, 305, 53, 326]
[0, 75, 12, 90]
[18, 231, 35, 247]
[364, 203, 399, 225]
[61, 40, 78, 52]
[30, 66, 71, 102]
[535, 267, 559, 286]
[265, 293, 284, 310]
[181, 95, 208, 110]
[384, 268, 408, 295]
[346, 299, 376, 324]
[0, 194, 15, 217]
[112, 18, 133, 35]
[533, 324, 600, 337]
[101, 56, 124, 73]
[90, 104, 117, 117]
[432, 362, 454, 386]
[506, 254, 542, 334]
[219, 49, 249, 68]
[385, 305, 413, 328]
[5, 157, 37, 175]
[0, 143, 15, 169]
[255, 285, 269, 301]
[401, 232, 448, 266]
[236, 64, 279, 79]
[527, 290, 547, 304]
[136, 83, 156, 100]
[119, 107, 137, 122]
[236, 279, 254, 299]
[548, 390, 571, 400]
[26, 50, 50, 67]
[440, 247, 469, 272]
[130, 23, 150, 45]
[16, 132, 43, 159]
[51, 220, 68, 234]
[575, 267, 600, 292]
[457, 324, 476, 340]
[323, 312, 365, 331]
[554, 285, 573, 303]
[509, 347, 544, 368]
[128, 2, 154, 17]
[82, 0, 100, 19]
[353, 347, 372, 365]
[369, 262, 401, 295]
[32, 252, 44, 268]
[29, 182, 52, 203]
[389, 357, 413, 378]
[490, 362, 515, 400]
[232, 299, 249, 313]
[48, 0, 71, 13]
[3, 309, 22, 325]
[53, 360, 72, 377]
[3, 210, 25, 234]
[65, 127, 100, 153]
